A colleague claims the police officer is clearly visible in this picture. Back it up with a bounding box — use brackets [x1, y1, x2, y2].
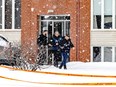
[59, 35, 74, 69]
[37, 30, 48, 65]
[49, 31, 62, 67]
[37, 30, 48, 47]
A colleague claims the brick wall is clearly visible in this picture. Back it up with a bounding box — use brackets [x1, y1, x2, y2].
[76, 0, 91, 62]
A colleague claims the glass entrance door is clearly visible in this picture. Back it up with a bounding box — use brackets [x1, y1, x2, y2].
[39, 15, 70, 64]
[54, 21, 64, 36]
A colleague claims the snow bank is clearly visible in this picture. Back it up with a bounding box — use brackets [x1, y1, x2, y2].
[42, 62, 116, 76]
[0, 62, 116, 87]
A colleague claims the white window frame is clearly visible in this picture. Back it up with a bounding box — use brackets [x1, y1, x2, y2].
[2, 0, 5, 30]
[101, 46, 104, 62]
[12, 0, 15, 30]
[91, 0, 116, 30]
[1, 0, 21, 30]
[112, 46, 115, 62]
[90, 46, 93, 62]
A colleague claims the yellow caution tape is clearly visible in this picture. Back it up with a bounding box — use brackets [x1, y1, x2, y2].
[0, 75, 116, 86]
[0, 65, 116, 78]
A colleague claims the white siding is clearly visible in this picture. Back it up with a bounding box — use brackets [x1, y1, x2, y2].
[91, 30, 116, 46]
[0, 30, 21, 42]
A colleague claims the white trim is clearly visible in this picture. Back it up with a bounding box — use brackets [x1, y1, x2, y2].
[101, 0, 104, 30]
[12, 0, 15, 29]
[2, 0, 5, 30]
[112, 46, 115, 62]
[101, 46, 104, 62]
[91, 46, 93, 62]
[91, 29, 116, 31]
[0, 29, 21, 32]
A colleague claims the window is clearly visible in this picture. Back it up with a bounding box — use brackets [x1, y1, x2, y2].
[93, 0, 101, 29]
[104, 0, 112, 29]
[41, 21, 47, 34]
[104, 47, 112, 62]
[5, 0, 12, 29]
[66, 21, 70, 35]
[92, 0, 114, 29]
[0, 0, 21, 29]
[92, 46, 115, 62]
[0, 0, 2, 29]
[93, 47, 101, 62]
[15, 0, 21, 29]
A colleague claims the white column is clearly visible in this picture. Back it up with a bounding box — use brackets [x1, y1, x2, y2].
[12, 0, 15, 29]
[2, 0, 5, 30]
[101, 0, 104, 30]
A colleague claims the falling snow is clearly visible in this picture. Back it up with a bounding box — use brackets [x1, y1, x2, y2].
[31, 8, 35, 12]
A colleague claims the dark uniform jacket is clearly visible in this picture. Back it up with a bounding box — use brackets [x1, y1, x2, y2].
[60, 37, 74, 52]
[37, 34, 47, 46]
[50, 35, 62, 51]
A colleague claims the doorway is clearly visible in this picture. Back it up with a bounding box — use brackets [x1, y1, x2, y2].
[39, 15, 70, 64]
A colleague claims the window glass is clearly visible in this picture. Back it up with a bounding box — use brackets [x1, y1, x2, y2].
[0, 0, 2, 29]
[41, 21, 47, 33]
[48, 21, 52, 40]
[15, 0, 21, 29]
[5, 0, 12, 29]
[66, 21, 70, 35]
[41, 16, 70, 20]
[93, 0, 101, 29]
[93, 47, 101, 62]
[104, 47, 112, 62]
[104, 0, 112, 29]
[54, 22, 64, 36]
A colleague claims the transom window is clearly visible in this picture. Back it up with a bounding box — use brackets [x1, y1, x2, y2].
[0, 0, 21, 29]
[92, 0, 116, 29]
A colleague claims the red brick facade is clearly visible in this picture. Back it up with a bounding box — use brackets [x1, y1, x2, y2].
[21, 0, 90, 62]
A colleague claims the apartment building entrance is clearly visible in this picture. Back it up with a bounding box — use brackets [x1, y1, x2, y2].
[39, 15, 70, 64]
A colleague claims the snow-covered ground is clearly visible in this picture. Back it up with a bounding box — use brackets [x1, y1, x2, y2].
[0, 62, 116, 87]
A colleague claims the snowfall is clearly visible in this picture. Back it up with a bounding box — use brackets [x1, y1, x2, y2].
[0, 62, 116, 87]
